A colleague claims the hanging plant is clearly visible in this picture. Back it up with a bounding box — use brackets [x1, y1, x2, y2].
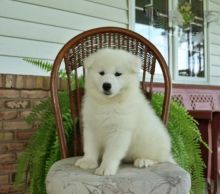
[178, 1, 195, 28]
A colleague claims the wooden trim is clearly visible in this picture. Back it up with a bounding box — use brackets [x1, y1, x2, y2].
[188, 110, 213, 120]
[149, 82, 220, 91]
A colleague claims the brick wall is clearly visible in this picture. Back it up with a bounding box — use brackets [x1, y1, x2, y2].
[2, 75, 220, 193]
[0, 74, 56, 194]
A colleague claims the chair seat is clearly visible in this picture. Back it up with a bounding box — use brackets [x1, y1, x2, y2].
[46, 157, 191, 194]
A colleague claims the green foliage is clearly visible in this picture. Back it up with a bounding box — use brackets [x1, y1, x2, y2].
[16, 92, 206, 194]
[16, 58, 206, 194]
[178, 1, 195, 28]
[152, 94, 205, 194]
[23, 58, 84, 88]
[15, 91, 73, 194]
[23, 58, 52, 72]
[23, 58, 67, 78]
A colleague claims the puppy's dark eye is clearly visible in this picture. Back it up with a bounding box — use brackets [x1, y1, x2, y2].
[99, 71, 105, 76]
[115, 72, 122, 77]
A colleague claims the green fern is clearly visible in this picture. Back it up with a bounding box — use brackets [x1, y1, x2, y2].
[23, 58, 67, 78]
[23, 58, 52, 72]
[152, 94, 205, 194]
[15, 91, 73, 194]
[15, 92, 206, 194]
[16, 58, 207, 194]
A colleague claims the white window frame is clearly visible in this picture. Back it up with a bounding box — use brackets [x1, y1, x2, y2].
[130, 0, 208, 85]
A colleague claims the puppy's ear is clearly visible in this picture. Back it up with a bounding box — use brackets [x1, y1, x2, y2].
[84, 54, 95, 70]
[129, 55, 142, 74]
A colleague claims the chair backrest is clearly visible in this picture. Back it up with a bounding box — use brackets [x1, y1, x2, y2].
[50, 27, 172, 159]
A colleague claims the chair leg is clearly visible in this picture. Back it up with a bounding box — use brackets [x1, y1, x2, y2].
[207, 121, 212, 194]
[211, 112, 220, 194]
[207, 182, 212, 194]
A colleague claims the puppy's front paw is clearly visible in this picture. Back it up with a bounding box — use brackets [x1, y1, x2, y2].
[75, 157, 98, 170]
[134, 158, 157, 168]
[94, 164, 118, 176]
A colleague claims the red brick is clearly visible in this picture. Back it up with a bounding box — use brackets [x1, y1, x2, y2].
[43, 78, 50, 89]
[0, 90, 19, 98]
[3, 121, 31, 130]
[35, 77, 44, 89]
[5, 75, 15, 88]
[0, 74, 3, 87]
[25, 76, 34, 89]
[19, 111, 31, 119]
[0, 142, 27, 153]
[0, 174, 9, 185]
[16, 152, 27, 161]
[0, 163, 16, 173]
[20, 90, 49, 98]
[10, 172, 21, 185]
[0, 111, 17, 120]
[4, 100, 30, 109]
[0, 132, 14, 141]
[0, 100, 4, 108]
[0, 153, 16, 163]
[0, 184, 24, 194]
[31, 99, 44, 107]
[16, 130, 35, 140]
[16, 75, 24, 89]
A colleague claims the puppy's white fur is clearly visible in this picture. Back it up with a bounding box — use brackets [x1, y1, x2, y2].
[75, 48, 173, 176]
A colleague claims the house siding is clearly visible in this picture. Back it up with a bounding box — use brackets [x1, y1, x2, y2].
[0, 0, 129, 76]
[1, 0, 220, 86]
[208, 0, 220, 85]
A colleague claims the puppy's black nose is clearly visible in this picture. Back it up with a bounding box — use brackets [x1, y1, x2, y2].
[102, 83, 111, 91]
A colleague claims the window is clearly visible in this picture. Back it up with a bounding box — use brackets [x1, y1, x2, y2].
[135, 0, 206, 83]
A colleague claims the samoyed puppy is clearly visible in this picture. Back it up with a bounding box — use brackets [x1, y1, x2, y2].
[75, 48, 174, 176]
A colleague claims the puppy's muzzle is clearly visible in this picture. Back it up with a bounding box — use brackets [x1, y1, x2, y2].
[102, 83, 112, 95]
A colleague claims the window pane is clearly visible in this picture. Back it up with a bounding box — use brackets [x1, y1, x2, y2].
[135, 0, 206, 82]
[177, 0, 205, 78]
[135, 0, 169, 75]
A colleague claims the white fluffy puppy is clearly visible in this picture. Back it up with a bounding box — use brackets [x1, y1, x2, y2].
[75, 48, 173, 176]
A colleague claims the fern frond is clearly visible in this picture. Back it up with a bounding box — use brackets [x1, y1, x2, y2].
[152, 94, 206, 194]
[16, 81, 206, 194]
[15, 91, 71, 194]
[23, 58, 53, 73]
[26, 98, 52, 124]
[23, 58, 67, 78]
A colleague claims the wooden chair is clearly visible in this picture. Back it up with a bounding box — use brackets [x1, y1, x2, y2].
[46, 27, 191, 194]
